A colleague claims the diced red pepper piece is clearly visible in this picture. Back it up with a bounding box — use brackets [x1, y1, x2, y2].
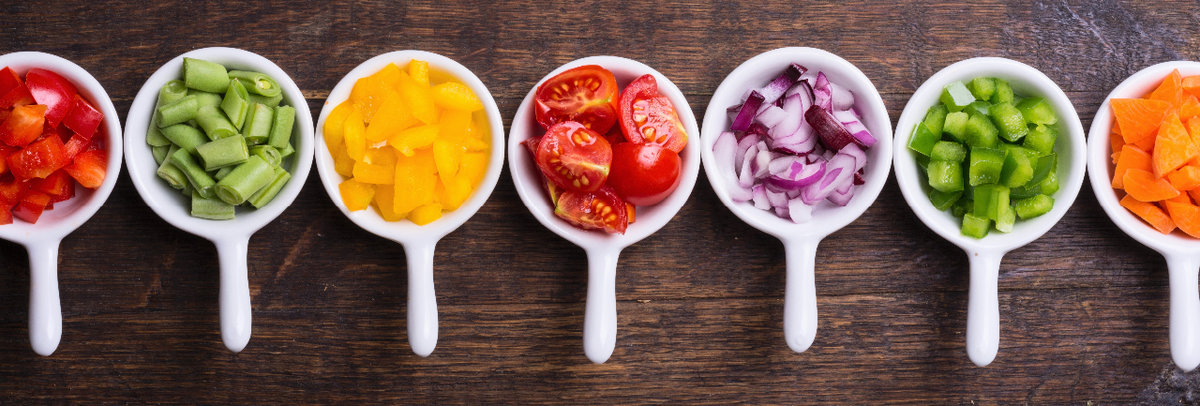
[64, 149, 106, 189]
[0, 177, 25, 207]
[0, 204, 12, 225]
[63, 134, 88, 159]
[25, 68, 77, 128]
[0, 104, 47, 146]
[0, 67, 21, 96]
[87, 135, 104, 151]
[0, 83, 35, 109]
[8, 135, 68, 179]
[32, 170, 74, 202]
[12, 191, 50, 223]
[62, 95, 103, 140]
[0, 146, 12, 174]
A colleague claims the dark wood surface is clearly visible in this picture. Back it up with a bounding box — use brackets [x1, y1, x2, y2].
[2, 1, 1199, 404]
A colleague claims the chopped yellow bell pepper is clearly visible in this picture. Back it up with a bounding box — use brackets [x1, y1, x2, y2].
[339, 179, 375, 211]
[432, 82, 483, 112]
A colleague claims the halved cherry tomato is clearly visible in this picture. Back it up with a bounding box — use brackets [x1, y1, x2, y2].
[606, 142, 682, 206]
[25, 68, 77, 128]
[534, 121, 611, 192]
[533, 65, 619, 134]
[554, 185, 628, 234]
[618, 74, 687, 153]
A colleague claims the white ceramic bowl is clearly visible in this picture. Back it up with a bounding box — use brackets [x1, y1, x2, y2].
[508, 56, 701, 364]
[894, 57, 1086, 366]
[0, 51, 123, 356]
[314, 50, 505, 357]
[1087, 60, 1200, 371]
[700, 47, 893, 355]
[124, 47, 314, 353]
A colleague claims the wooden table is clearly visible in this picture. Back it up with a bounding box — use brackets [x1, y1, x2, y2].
[2, 1, 1198, 403]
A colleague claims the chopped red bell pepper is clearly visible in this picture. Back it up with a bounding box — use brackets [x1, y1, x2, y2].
[0, 104, 47, 147]
[8, 134, 68, 179]
[25, 68, 77, 128]
[64, 149, 105, 189]
[0, 67, 20, 96]
[87, 135, 104, 151]
[0, 83, 34, 109]
[32, 170, 74, 202]
[0, 177, 25, 207]
[63, 134, 88, 159]
[63, 95, 103, 140]
[12, 191, 50, 223]
[0, 204, 12, 225]
[0, 146, 11, 173]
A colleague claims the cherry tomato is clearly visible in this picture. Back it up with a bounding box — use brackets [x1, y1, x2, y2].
[607, 142, 681, 206]
[618, 74, 687, 153]
[554, 186, 628, 234]
[534, 121, 611, 192]
[533, 65, 619, 134]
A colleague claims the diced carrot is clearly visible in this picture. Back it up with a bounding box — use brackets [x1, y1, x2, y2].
[1188, 116, 1200, 166]
[1166, 193, 1194, 205]
[1182, 95, 1200, 121]
[1191, 189, 1200, 203]
[1168, 165, 1200, 191]
[1112, 145, 1152, 189]
[1121, 194, 1176, 234]
[1112, 98, 1172, 145]
[1124, 168, 1180, 202]
[1149, 69, 1184, 107]
[1154, 111, 1194, 177]
[1184, 75, 1200, 100]
[1110, 131, 1125, 151]
[1133, 131, 1157, 151]
[1164, 200, 1200, 238]
[1112, 150, 1122, 165]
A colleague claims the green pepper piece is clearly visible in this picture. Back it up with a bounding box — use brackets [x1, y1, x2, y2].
[952, 197, 974, 218]
[991, 79, 1014, 104]
[1023, 124, 1057, 155]
[961, 212, 991, 238]
[965, 111, 999, 148]
[1015, 194, 1055, 219]
[966, 100, 991, 117]
[928, 160, 965, 192]
[973, 184, 1010, 221]
[999, 148, 1034, 188]
[1016, 97, 1057, 125]
[908, 122, 941, 156]
[989, 102, 1029, 142]
[968, 77, 996, 101]
[943, 111, 969, 142]
[995, 204, 1016, 233]
[931, 141, 967, 162]
[968, 147, 1006, 186]
[940, 81, 976, 112]
[1039, 169, 1059, 195]
[923, 104, 949, 135]
[928, 189, 963, 211]
[1011, 153, 1057, 198]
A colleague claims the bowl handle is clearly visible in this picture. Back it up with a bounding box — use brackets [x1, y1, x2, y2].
[28, 240, 62, 356]
[966, 250, 1003, 367]
[1167, 253, 1200, 372]
[217, 238, 252, 353]
[783, 237, 820, 353]
[405, 240, 439, 357]
[583, 248, 620, 364]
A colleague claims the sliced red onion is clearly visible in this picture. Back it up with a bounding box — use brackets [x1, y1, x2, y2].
[800, 153, 855, 204]
[828, 185, 855, 206]
[764, 156, 825, 190]
[739, 142, 759, 188]
[839, 143, 867, 172]
[806, 105, 856, 151]
[853, 170, 866, 186]
[829, 81, 855, 111]
[735, 132, 759, 169]
[770, 94, 803, 139]
[788, 199, 813, 223]
[832, 109, 876, 147]
[774, 204, 790, 219]
[753, 147, 772, 178]
[714, 131, 752, 202]
[757, 63, 807, 109]
[751, 184, 770, 209]
[731, 91, 764, 132]
[765, 186, 788, 208]
[756, 105, 787, 129]
[813, 72, 832, 112]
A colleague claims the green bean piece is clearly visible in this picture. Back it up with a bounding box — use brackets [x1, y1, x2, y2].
[248, 166, 291, 209]
[249, 145, 281, 167]
[156, 95, 200, 127]
[191, 191, 235, 220]
[147, 121, 172, 147]
[160, 124, 208, 155]
[268, 105, 295, 150]
[278, 142, 294, 159]
[229, 70, 282, 98]
[214, 156, 274, 205]
[152, 145, 171, 165]
[156, 80, 188, 108]
[214, 165, 235, 181]
[221, 80, 252, 129]
[242, 103, 274, 145]
[180, 182, 193, 197]
[188, 90, 223, 108]
[156, 160, 188, 190]
[246, 92, 282, 107]
[183, 58, 230, 93]
[195, 106, 238, 140]
[168, 148, 216, 198]
[196, 135, 249, 171]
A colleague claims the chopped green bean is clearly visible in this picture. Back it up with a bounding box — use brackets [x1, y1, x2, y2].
[229, 70, 282, 97]
[147, 121, 172, 147]
[156, 160, 188, 190]
[214, 156, 275, 205]
[183, 57, 230, 93]
[247, 166, 291, 208]
[168, 147, 216, 198]
[214, 165, 235, 181]
[152, 145, 171, 165]
[196, 135, 249, 171]
[278, 142, 294, 159]
[191, 191, 235, 220]
[188, 90, 223, 108]
[221, 79, 252, 129]
[246, 92, 282, 107]
[249, 145, 281, 167]
[156, 95, 200, 127]
[242, 103, 274, 145]
[268, 105, 295, 150]
[157, 80, 188, 107]
[195, 105, 238, 140]
[160, 124, 208, 155]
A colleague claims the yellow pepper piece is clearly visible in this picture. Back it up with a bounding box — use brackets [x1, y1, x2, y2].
[393, 149, 437, 214]
[373, 184, 407, 221]
[352, 147, 397, 184]
[339, 179, 375, 211]
[432, 138, 465, 182]
[435, 174, 472, 210]
[398, 72, 438, 125]
[375, 63, 404, 90]
[408, 60, 430, 87]
[332, 142, 355, 178]
[458, 152, 489, 186]
[343, 109, 367, 161]
[350, 75, 386, 124]
[365, 90, 417, 143]
[323, 102, 354, 152]
[389, 124, 439, 157]
[431, 82, 484, 112]
[409, 203, 442, 225]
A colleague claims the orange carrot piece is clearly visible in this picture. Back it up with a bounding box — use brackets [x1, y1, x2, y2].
[1191, 189, 1200, 204]
[1168, 165, 1200, 191]
[1188, 116, 1200, 166]
[1124, 168, 1181, 202]
[1133, 132, 1157, 151]
[1182, 95, 1200, 121]
[1154, 111, 1193, 178]
[1112, 98, 1172, 145]
[1166, 193, 1194, 205]
[1184, 75, 1200, 100]
[1112, 145, 1152, 189]
[1112, 150, 1122, 165]
[1149, 69, 1184, 107]
[1121, 194, 1176, 234]
[1164, 200, 1200, 238]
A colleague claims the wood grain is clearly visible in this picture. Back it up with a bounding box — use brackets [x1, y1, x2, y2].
[2, 0, 1199, 403]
